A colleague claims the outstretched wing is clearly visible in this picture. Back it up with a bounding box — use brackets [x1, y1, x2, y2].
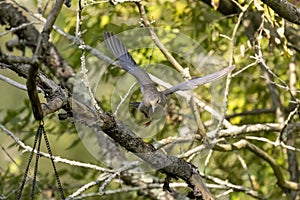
[163, 65, 235, 96]
[104, 31, 155, 93]
[104, 31, 137, 72]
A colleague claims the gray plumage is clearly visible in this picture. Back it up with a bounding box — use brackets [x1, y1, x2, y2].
[162, 65, 235, 96]
[104, 31, 234, 124]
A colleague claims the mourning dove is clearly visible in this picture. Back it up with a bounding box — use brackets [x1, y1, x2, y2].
[104, 31, 234, 125]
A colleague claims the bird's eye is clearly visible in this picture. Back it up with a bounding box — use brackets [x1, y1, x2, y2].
[156, 99, 160, 103]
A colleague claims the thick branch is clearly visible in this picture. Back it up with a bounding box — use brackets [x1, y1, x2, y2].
[201, 0, 242, 15]
[82, 112, 214, 199]
[201, 0, 300, 53]
[0, 31, 214, 200]
[3, 61, 214, 199]
[26, 62, 43, 120]
[0, 2, 73, 81]
[26, 0, 65, 120]
[261, 0, 300, 25]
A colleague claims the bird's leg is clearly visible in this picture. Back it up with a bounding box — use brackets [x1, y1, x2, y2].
[130, 101, 140, 109]
[144, 120, 152, 127]
[130, 101, 151, 124]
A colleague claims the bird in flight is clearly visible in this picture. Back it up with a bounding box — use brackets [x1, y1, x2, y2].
[104, 31, 234, 126]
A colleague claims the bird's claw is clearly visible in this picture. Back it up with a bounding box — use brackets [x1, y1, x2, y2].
[144, 120, 152, 127]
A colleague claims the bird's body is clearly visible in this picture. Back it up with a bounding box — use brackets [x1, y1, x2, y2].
[138, 83, 167, 118]
[104, 31, 234, 125]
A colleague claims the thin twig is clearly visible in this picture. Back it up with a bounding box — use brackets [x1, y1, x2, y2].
[136, 2, 189, 79]
[254, 38, 285, 124]
[245, 136, 300, 152]
[231, 62, 257, 77]
[31, 124, 42, 199]
[66, 174, 110, 199]
[219, 123, 283, 137]
[113, 81, 137, 116]
[72, 182, 190, 200]
[0, 22, 39, 38]
[0, 144, 51, 200]
[0, 123, 114, 173]
[77, 0, 103, 114]
[235, 153, 254, 189]
[200, 171, 261, 199]
[0, 74, 27, 91]
[216, 0, 254, 136]
[98, 161, 140, 193]
[215, 139, 299, 190]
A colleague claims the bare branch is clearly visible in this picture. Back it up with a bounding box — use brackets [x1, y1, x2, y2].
[0, 73, 27, 91]
[245, 136, 300, 152]
[0, 2, 74, 80]
[219, 123, 283, 137]
[0, 123, 114, 173]
[226, 108, 276, 119]
[136, 2, 190, 79]
[66, 162, 140, 199]
[254, 40, 285, 124]
[200, 172, 261, 199]
[26, 0, 65, 120]
[26, 61, 44, 120]
[1, 43, 214, 200]
[109, 0, 140, 5]
[215, 139, 300, 191]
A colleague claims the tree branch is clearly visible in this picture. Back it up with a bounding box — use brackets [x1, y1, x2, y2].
[136, 1, 191, 79]
[215, 140, 300, 191]
[0, 1, 74, 81]
[0, 124, 114, 173]
[201, 0, 300, 53]
[200, 172, 261, 199]
[0, 73, 28, 91]
[0, 3, 214, 197]
[253, 29, 286, 124]
[201, 0, 242, 15]
[261, 0, 300, 25]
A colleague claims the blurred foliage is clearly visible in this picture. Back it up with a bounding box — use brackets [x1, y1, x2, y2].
[0, 0, 299, 199]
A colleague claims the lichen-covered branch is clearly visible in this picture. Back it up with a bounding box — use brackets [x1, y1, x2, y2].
[261, 0, 300, 25]
[0, 1, 73, 81]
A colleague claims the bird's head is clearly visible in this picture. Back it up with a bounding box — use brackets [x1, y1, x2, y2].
[149, 95, 161, 113]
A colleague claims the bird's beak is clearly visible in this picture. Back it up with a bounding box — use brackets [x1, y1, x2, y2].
[152, 105, 156, 113]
